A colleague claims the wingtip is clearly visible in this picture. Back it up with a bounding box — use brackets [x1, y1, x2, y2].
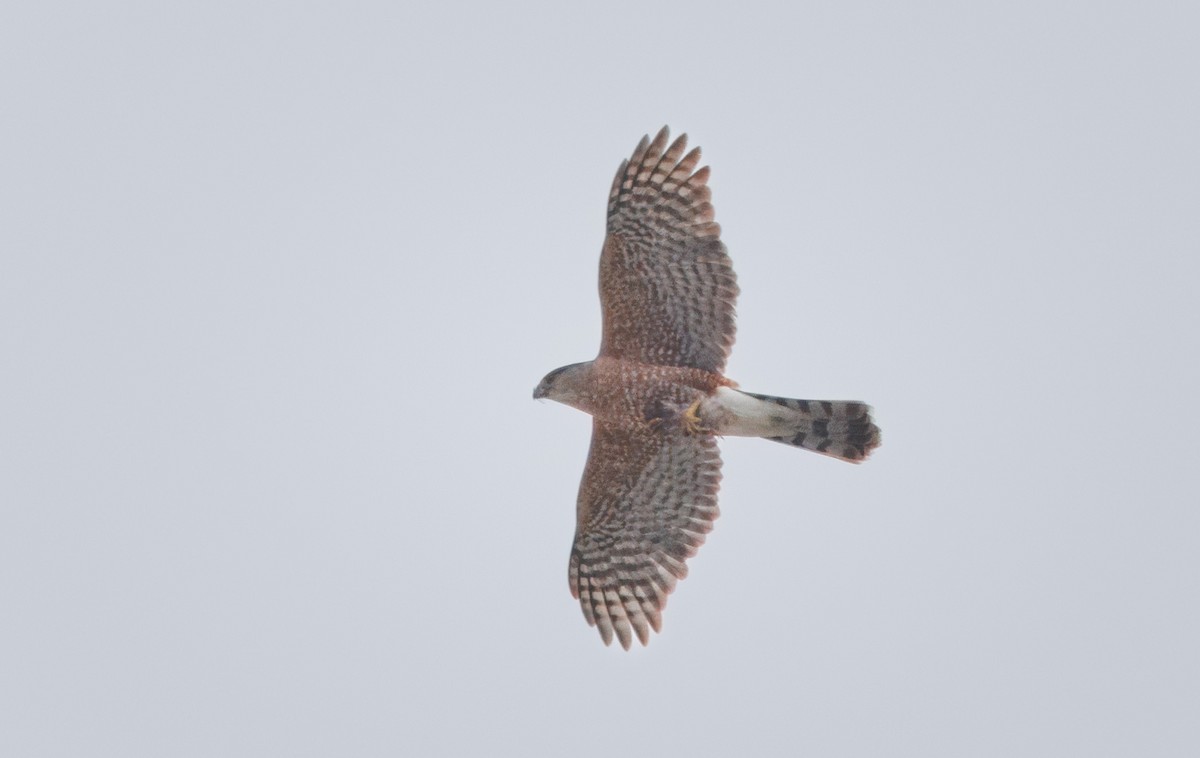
[633, 621, 650, 647]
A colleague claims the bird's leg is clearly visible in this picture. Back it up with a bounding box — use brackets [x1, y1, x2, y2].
[644, 398, 711, 435]
[680, 397, 711, 436]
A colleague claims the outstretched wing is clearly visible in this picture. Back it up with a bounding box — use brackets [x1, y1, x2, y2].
[569, 419, 722, 649]
[599, 127, 739, 374]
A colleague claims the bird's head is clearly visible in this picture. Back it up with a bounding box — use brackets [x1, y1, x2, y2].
[533, 362, 590, 405]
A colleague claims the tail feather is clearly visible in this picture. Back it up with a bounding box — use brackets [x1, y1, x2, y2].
[741, 392, 881, 463]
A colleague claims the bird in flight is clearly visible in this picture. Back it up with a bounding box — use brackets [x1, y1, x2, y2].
[534, 127, 880, 649]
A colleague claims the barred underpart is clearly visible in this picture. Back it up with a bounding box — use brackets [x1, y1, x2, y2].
[599, 127, 739, 374]
[569, 420, 722, 649]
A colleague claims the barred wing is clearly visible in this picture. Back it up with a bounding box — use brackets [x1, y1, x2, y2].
[569, 419, 722, 649]
[599, 127, 739, 373]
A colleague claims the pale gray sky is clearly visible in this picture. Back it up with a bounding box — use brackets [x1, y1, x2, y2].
[2, 2, 1197, 756]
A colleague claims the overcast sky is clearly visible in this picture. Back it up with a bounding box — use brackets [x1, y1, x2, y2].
[2, 2, 1197, 756]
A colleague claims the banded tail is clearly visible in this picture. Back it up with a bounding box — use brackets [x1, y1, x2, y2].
[745, 392, 881, 462]
[704, 387, 881, 463]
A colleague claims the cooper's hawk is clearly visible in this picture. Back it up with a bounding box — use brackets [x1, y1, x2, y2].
[534, 127, 880, 649]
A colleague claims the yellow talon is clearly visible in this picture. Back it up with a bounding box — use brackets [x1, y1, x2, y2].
[682, 398, 708, 435]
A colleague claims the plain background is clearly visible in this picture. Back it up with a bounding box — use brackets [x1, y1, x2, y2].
[2, 2, 1197, 756]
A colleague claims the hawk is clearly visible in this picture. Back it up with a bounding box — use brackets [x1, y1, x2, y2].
[534, 127, 880, 649]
